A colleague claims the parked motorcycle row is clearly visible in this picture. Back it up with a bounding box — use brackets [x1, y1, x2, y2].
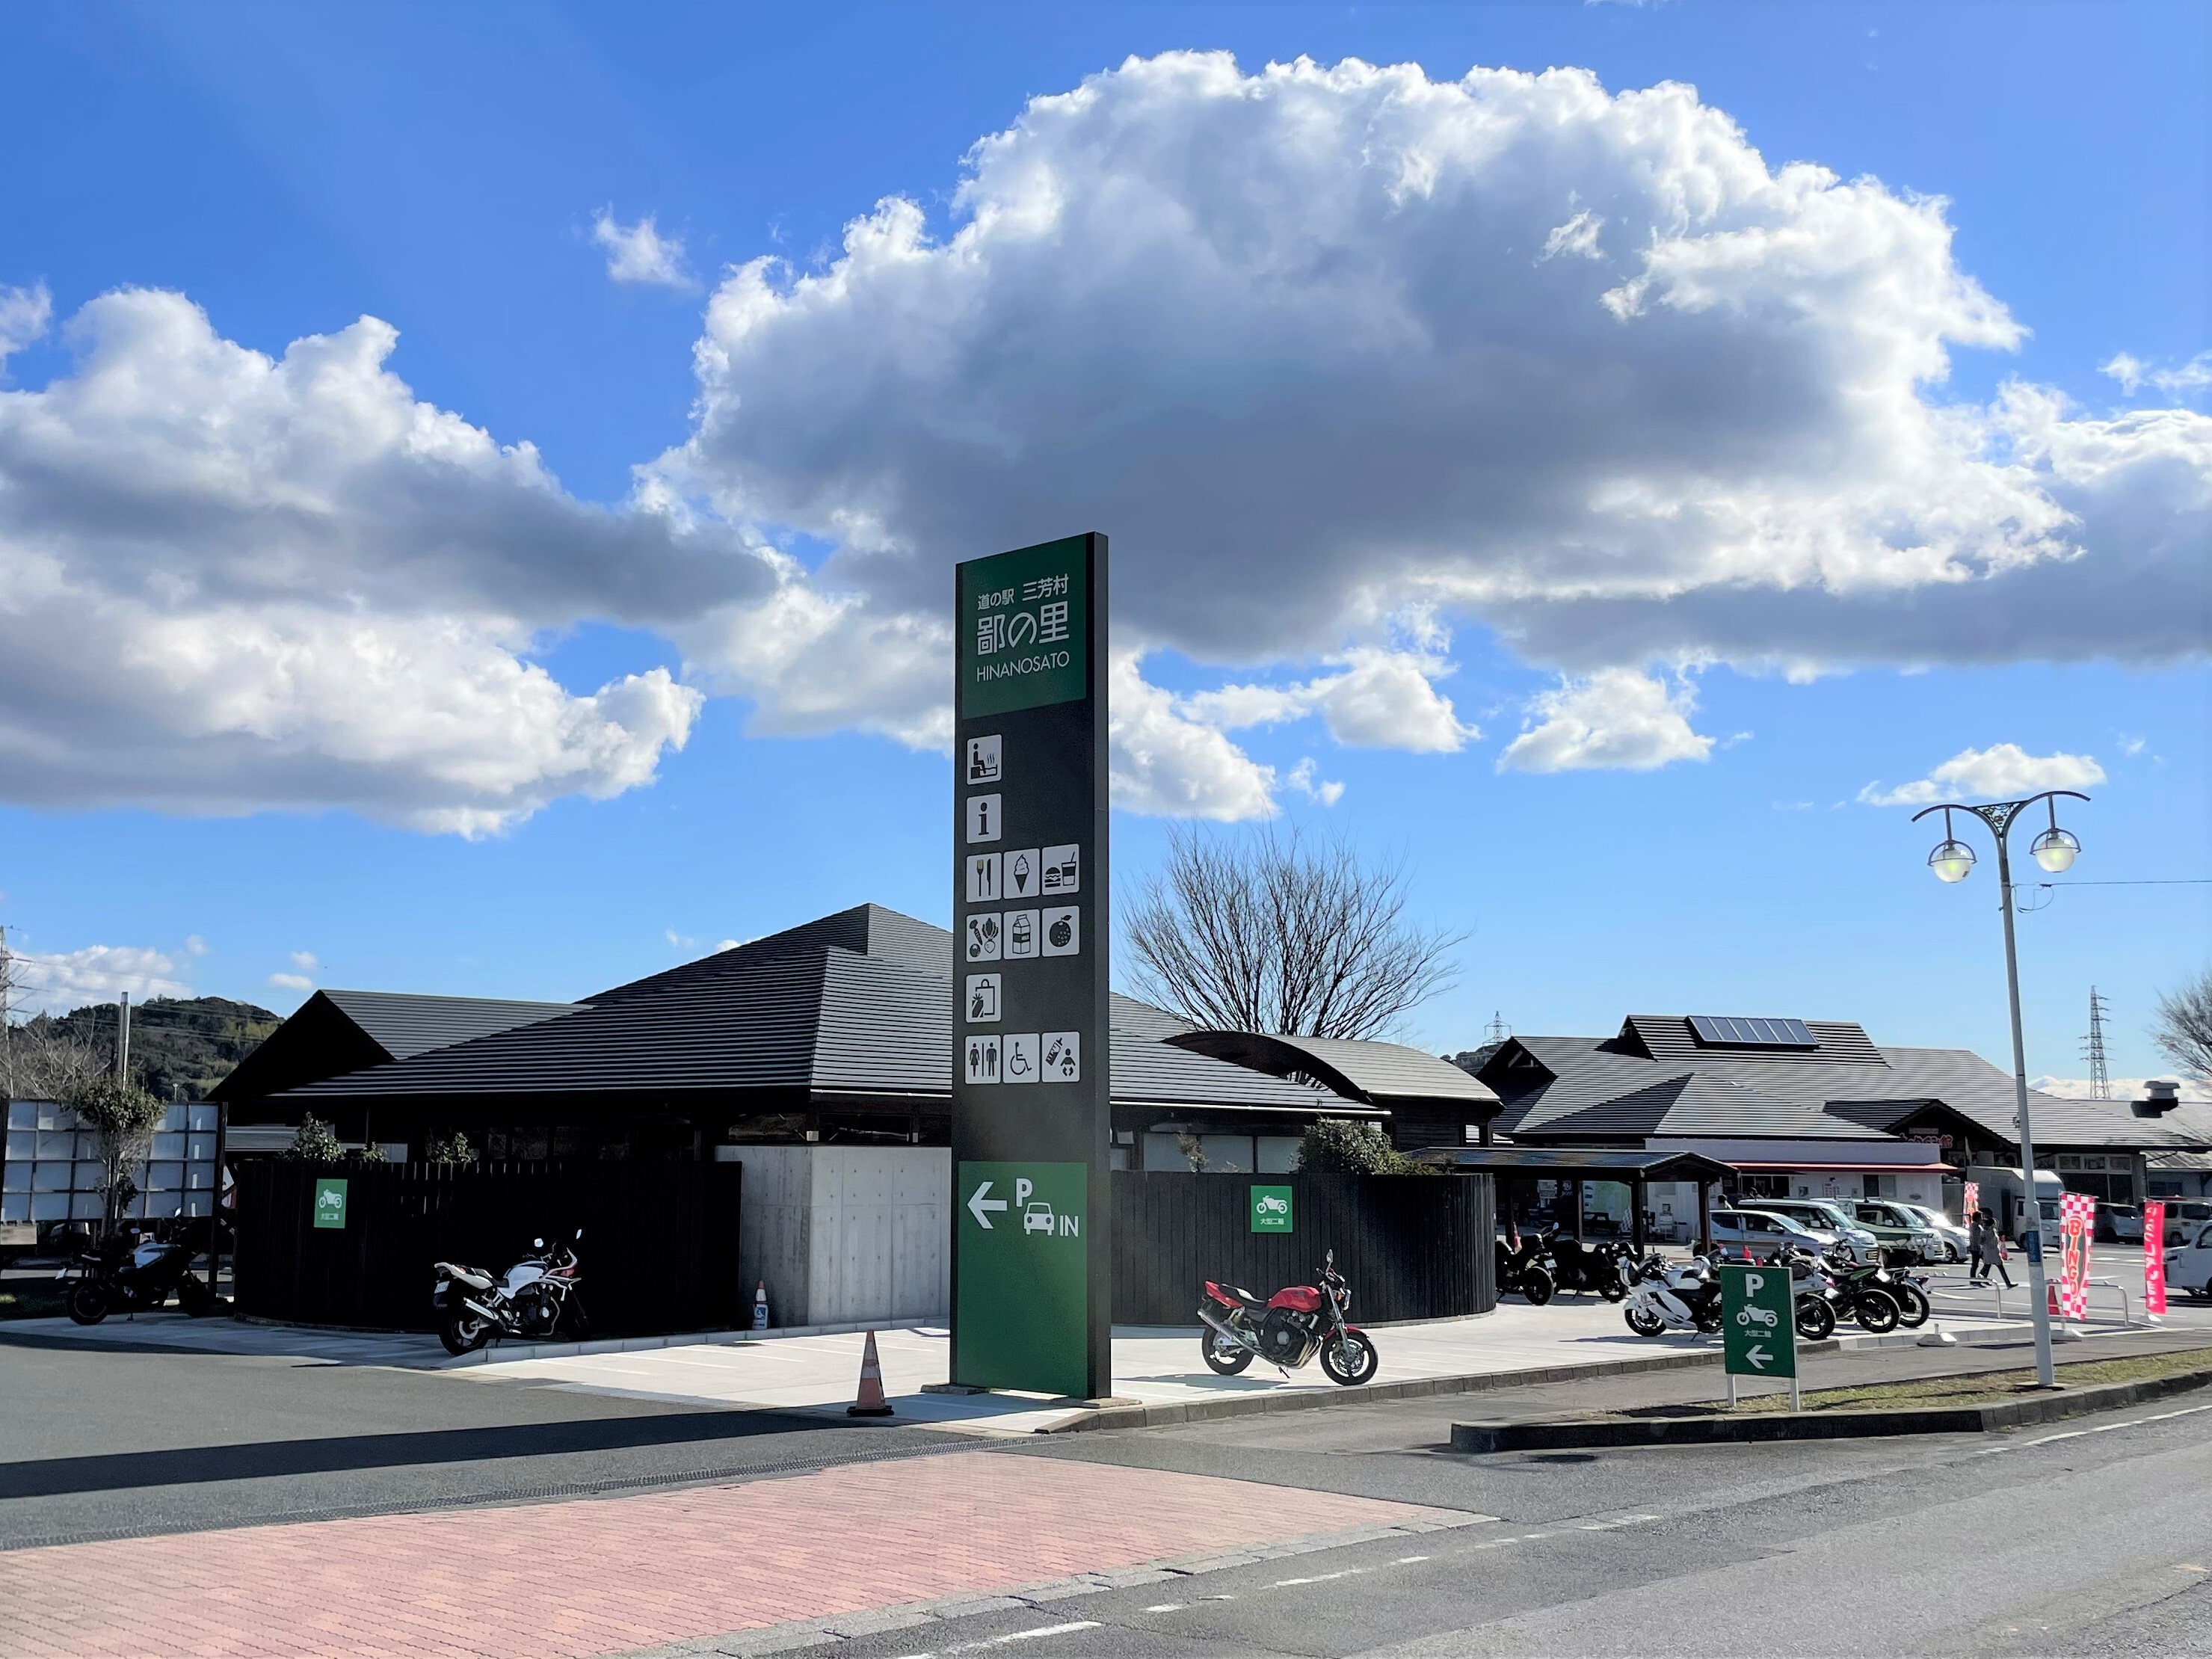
[1494, 1230, 1633, 1306]
[1617, 1245, 1933, 1341]
[58, 1229, 216, 1325]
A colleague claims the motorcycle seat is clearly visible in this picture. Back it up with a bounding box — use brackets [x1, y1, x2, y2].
[1207, 1281, 1267, 1308]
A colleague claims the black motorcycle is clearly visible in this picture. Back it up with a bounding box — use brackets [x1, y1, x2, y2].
[1495, 1234, 1556, 1305]
[1823, 1257, 1904, 1334]
[61, 1231, 214, 1324]
[1546, 1233, 1630, 1301]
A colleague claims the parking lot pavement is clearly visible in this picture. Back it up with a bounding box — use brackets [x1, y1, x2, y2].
[0, 1447, 1461, 1659]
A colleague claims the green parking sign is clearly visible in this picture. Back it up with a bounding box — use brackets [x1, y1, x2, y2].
[312, 1176, 348, 1230]
[1250, 1184, 1293, 1234]
[1719, 1263, 1796, 1379]
[955, 1161, 1088, 1399]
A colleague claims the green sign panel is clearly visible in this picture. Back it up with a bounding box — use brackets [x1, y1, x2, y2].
[957, 536, 1091, 718]
[1251, 1184, 1294, 1234]
[312, 1176, 348, 1231]
[955, 1160, 1088, 1399]
[1719, 1263, 1796, 1379]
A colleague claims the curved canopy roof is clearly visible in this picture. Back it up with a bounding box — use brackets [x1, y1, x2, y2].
[1168, 1031, 1500, 1112]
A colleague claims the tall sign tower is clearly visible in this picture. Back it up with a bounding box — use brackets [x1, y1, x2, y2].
[949, 533, 1111, 1401]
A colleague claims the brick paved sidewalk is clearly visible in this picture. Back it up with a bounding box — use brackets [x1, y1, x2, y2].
[0, 1449, 1453, 1658]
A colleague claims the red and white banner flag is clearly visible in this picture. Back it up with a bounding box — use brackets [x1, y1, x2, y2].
[2051, 1192, 2095, 1320]
[1962, 1180, 1980, 1228]
[2145, 1200, 2168, 1317]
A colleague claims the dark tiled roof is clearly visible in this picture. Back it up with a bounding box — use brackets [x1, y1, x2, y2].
[318, 990, 582, 1059]
[1483, 1029, 2212, 1154]
[1621, 1015, 1885, 1065]
[1170, 1031, 1499, 1107]
[273, 907, 1340, 1115]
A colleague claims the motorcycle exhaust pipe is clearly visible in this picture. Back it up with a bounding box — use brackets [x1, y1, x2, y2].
[461, 1297, 505, 1323]
[1198, 1305, 1254, 1352]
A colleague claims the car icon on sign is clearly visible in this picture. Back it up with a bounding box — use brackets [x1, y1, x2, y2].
[1023, 1201, 1055, 1234]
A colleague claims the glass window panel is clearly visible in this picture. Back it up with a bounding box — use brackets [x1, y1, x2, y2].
[70, 1192, 104, 1219]
[152, 1133, 186, 1160]
[147, 1163, 184, 1191]
[6, 1130, 32, 1160]
[31, 1192, 69, 1220]
[0, 1194, 25, 1222]
[6, 1102, 36, 1130]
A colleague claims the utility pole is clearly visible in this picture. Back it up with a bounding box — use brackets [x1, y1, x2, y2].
[0, 924, 14, 1102]
[2083, 988, 2112, 1100]
[115, 991, 131, 1080]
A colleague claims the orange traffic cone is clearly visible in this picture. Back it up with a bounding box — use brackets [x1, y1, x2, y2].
[848, 1329, 894, 1418]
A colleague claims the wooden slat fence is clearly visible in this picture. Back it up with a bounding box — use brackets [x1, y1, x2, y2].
[235, 1160, 742, 1335]
[1110, 1171, 1494, 1326]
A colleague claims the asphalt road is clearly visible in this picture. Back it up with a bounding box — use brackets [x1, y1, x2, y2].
[843, 1388, 2212, 1659]
[0, 1333, 955, 1548]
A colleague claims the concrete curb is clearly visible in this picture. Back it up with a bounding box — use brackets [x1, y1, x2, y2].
[434, 1319, 941, 1370]
[1031, 1325, 2014, 1435]
[1447, 1360, 2212, 1452]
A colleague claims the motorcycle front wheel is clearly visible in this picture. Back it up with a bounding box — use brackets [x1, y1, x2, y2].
[179, 1275, 214, 1317]
[67, 1281, 111, 1326]
[1624, 1305, 1666, 1336]
[440, 1305, 493, 1356]
[1891, 1284, 1930, 1329]
[1598, 1275, 1627, 1302]
[561, 1297, 591, 1341]
[1520, 1266, 1554, 1306]
[1795, 1296, 1836, 1341]
[1319, 1332, 1378, 1386]
[1852, 1289, 1900, 1335]
[1200, 1332, 1253, 1375]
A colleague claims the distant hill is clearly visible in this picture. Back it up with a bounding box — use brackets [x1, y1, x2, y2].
[31, 996, 281, 1103]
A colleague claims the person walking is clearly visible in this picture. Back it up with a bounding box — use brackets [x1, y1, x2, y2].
[1969, 1209, 2013, 1289]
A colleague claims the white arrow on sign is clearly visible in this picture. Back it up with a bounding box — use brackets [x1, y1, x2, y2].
[968, 1181, 1008, 1230]
[1745, 1343, 1772, 1371]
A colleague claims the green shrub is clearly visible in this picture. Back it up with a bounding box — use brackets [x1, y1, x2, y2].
[281, 1114, 345, 1164]
[1293, 1118, 1431, 1175]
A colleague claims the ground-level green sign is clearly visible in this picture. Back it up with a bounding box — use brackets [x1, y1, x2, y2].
[955, 1160, 1088, 1399]
[1251, 1184, 1293, 1233]
[1719, 1263, 1796, 1379]
[312, 1176, 348, 1230]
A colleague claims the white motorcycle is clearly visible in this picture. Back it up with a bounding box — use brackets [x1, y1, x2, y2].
[1621, 1253, 1725, 1336]
[433, 1230, 588, 1355]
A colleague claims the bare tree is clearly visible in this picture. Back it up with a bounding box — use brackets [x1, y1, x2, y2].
[3, 1015, 111, 1103]
[2152, 967, 2212, 1083]
[1124, 827, 1462, 1039]
[67, 1076, 166, 1237]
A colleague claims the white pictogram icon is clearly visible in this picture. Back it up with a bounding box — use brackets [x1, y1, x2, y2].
[964, 1035, 1001, 1083]
[965, 973, 1001, 1024]
[965, 794, 1002, 844]
[1004, 909, 1040, 959]
[1041, 906, 1079, 957]
[1042, 1031, 1080, 1082]
[966, 853, 1002, 903]
[966, 735, 1002, 785]
[1041, 844, 1079, 896]
[965, 913, 1001, 962]
[1004, 848, 1039, 900]
[1003, 1032, 1039, 1085]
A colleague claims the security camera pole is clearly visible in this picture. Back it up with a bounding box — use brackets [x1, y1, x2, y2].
[1913, 789, 2089, 1389]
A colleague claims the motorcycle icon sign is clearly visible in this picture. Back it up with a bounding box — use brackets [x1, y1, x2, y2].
[1735, 1305, 1778, 1329]
[1255, 1194, 1288, 1216]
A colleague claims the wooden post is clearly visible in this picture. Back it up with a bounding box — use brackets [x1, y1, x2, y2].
[1632, 1178, 1647, 1255]
[1697, 1179, 1714, 1256]
[1573, 1178, 1586, 1243]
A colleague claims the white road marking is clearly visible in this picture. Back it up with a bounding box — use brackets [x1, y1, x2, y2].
[1393, 1555, 1431, 1564]
[1270, 1568, 1366, 1587]
[1141, 1604, 1184, 1613]
[898, 1622, 1103, 1659]
[1975, 1398, 2212, 1455]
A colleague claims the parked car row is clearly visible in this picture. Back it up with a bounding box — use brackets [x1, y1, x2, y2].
[1707, 1198, 1951, 1264]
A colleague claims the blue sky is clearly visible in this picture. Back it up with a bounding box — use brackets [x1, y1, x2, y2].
[1, 1, 2205, 1084]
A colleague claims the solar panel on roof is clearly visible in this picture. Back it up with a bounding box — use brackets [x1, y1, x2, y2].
[1689, 1014, 1816, 1048]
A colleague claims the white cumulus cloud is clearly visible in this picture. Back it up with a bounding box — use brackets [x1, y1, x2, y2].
[1858, 743, 2107, 808]
[1107, 651, 1278, 819]
[1497, 668, 1713, 773]
[8, 941, 195, 1015]
[0, 282, 51, 368]
[0, 290, 756, 832]
[591, 209, 697, 290]
[2101, 350, 2212, 398]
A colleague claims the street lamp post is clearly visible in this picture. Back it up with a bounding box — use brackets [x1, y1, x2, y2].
[1910, 790, 2087, 1389]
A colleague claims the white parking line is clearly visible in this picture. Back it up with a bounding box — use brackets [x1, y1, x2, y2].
[1976, 1399, 2212, 1455]
[1393, 1555, 1431, 1565]
[1269, 1568, 1365, 1587]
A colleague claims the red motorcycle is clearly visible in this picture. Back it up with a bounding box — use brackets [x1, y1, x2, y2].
[1197, 1249, 1378, 1385]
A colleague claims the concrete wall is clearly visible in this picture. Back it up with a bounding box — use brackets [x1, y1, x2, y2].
[729, 1145, 949, 1329]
